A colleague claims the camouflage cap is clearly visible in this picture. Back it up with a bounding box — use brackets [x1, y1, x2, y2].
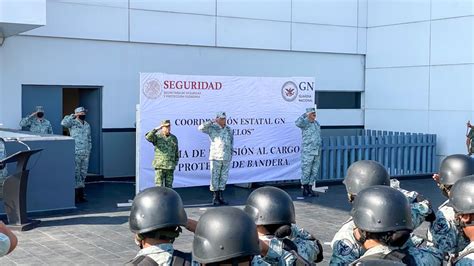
[161, 120, 171, 127]
[74, 107, 87, 113]
[216, 111, 226, 119]
[306, 107, 316, 113]
[35, 106, 44, 113]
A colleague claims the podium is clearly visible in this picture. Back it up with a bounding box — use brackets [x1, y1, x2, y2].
[0, 149, 42, 231]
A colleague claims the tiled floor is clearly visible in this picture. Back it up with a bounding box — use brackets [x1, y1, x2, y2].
[0, 178, 444, 265]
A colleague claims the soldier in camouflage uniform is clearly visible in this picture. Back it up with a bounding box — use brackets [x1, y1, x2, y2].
[467, 121, 474, 156]
[330, 160, 434, 265]
[198, 111, 233, 205]
[127, 187, 191, 265]
[192, 207, 261, 266]
[244, 186, 323, 265]
[19, 106, 53, 134]
[349, 186, 443, 265]
[428, 154, 474, 261]
[145, 120, 179, 188]
[295, 107, 321, 197]
[61, 107, 91, 203]
[446, 175, 474, 266]
[0, 139, 6, 182]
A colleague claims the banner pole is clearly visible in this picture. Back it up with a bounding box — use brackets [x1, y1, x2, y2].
[135, 103, 140, 196]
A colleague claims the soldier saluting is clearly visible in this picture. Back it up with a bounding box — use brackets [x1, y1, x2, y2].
[19, 106, 53, 134]
[198, 112, 233, 206]
[295, 107, 322, 197]
[145, 120, 179, 188]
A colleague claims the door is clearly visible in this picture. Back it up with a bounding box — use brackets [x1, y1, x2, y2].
[22, 86, 102, 176]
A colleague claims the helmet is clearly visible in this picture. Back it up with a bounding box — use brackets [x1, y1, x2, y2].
[193, 207, 260, 264]
[129, 187, 187, 234]
[244, 186, 295, 225]
[449, 175, 474, 214]
[439, 154, 474, 185]
[344, 160, 390, 195]
[351, 186, 413, 232]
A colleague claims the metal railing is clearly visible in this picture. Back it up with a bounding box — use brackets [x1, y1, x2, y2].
[319, 130, 437, 180]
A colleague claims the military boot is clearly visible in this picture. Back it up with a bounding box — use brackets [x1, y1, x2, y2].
[218, 191, 228, 205]
[212, 191, 220, 206]
[302, 185, 309, 197]
[77, 187, 88, 203]
[307, 185, 317, 197]
[75, 188, 80, 204]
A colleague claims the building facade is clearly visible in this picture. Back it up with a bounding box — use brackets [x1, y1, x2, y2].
[0, 0, 472, 177]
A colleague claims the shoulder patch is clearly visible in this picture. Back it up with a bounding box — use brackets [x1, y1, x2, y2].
[336, 239, 355, 256]
[433, 217, 448, 233]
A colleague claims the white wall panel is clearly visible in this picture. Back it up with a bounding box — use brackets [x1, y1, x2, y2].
[365, 110, 430, 133]
[130, 0, 215, 15]
[357, 28, 367, 54]
[318, 109, 364, 126]
[367, 22, 430, 68]
[429, 111, 473, 155]
[0, 0, 46, 25]
[50, 0, 128, 9]
[217, 17, 290, 50]
[0, 35, 364, 128]
[24, 1, 128, 41]
[130, 10, 215, 46]
[217, 0, 291, 21]
[430, 65, 474, 111]
[292, 23, 357, 54]
[358, 0, 368, 27]
[431, 0, 474, 20]
[431, 17, 474, 65]
[292, 0, 358, 26]
[367, 0, 430, 26]
[366, 67, 429, 110]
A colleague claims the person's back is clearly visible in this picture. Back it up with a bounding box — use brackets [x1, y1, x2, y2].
[330, 160, 434, 265]
[192, 207, 261, 266]
[428, 154, 474, 258]
[446, 175, 474, 266]
[127, 187, 190, 266]
[244, 186, 323, 265]
[348, 186, 442, 266]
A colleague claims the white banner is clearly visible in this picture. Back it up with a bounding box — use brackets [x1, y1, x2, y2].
[138, 73, 315, 191]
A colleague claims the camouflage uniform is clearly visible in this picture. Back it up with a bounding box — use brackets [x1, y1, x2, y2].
[330, 183, 432, 265]
[351, 243, 443, 265]
[451, 242, 474, 265]
[128, 243, 173, 265]
[253, 236, 297, 266]
[19, 115, 53, 134]
[468, 127, 474, 155]
[428, 200, 470, 257]
[198, 119, 233, 192]
[295, 112, 322, 185]
[254, 224, 322, 265]
[145, 128, 179, 188]
[289, 224, 323, 263]
[61, 114, 91, 188]
[0, 140, 6, 179]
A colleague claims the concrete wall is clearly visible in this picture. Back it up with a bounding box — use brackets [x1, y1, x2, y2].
[365, 0, 474, 158]
[0, 0, 46, 37]
[0, 0, 366, 177]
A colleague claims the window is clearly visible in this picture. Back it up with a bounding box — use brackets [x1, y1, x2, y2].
[316, 92, 361, 109]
